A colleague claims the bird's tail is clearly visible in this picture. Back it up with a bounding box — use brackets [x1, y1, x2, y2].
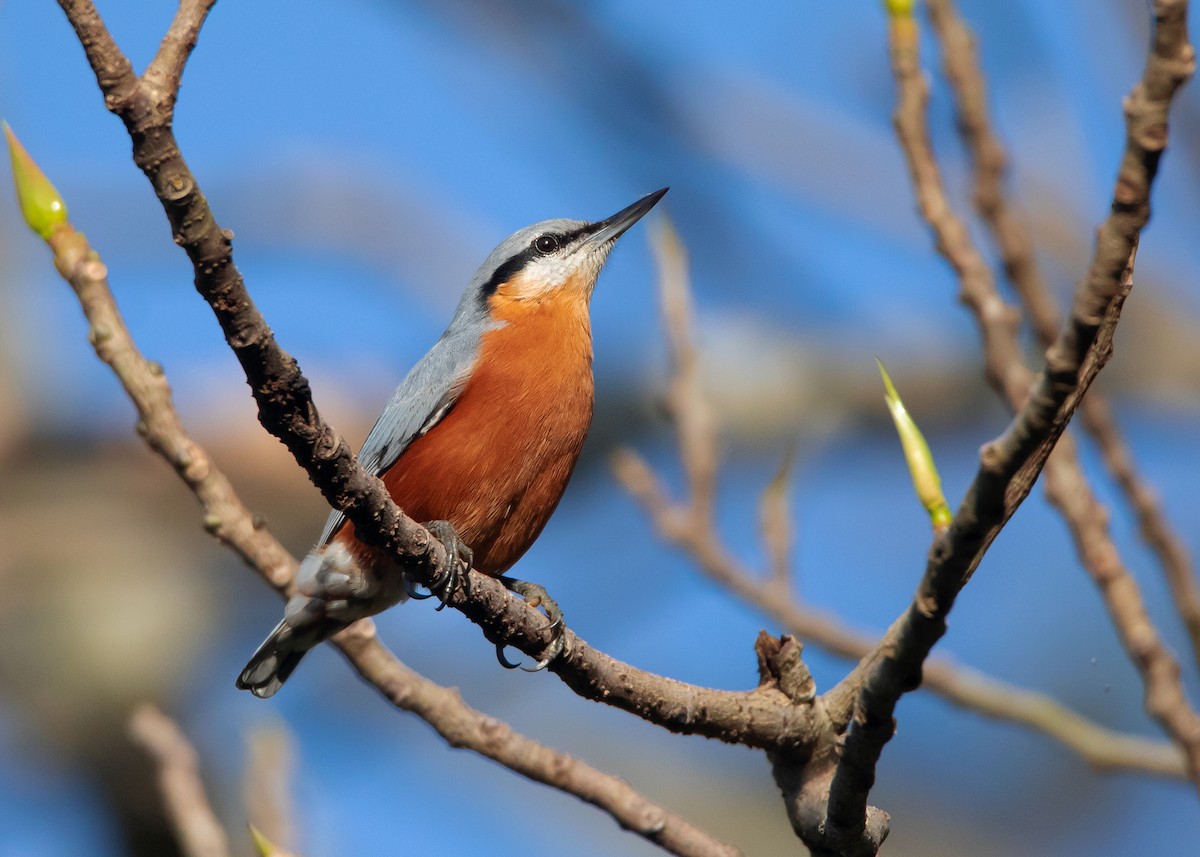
[236, 618, 318, 699]
[237, 541, 408, 698]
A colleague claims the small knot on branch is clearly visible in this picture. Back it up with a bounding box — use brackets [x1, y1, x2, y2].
[159, 170, 194, 201]
[978, 440, 1004, 474]
[631, 807, 668, 836]
[755, 631, 816, 704]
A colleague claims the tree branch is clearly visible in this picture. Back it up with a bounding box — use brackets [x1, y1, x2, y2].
[38, 215, 743, 857]
[48, 3, 1199, 853]
[615, 220, 1185, 780]
[145, 0, 218, 113]
[129, 704, 231, 857]
[58, 0, 446, 584]
[613, 448, 1185, 778]
[926, 0, 1200, 671]
[52, 0, 816, 753]
[242, 725, 296, 855]
[821, 3, 1200, 843]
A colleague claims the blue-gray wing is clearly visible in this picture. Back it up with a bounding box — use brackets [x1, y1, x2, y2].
[316, 317, 487, 547]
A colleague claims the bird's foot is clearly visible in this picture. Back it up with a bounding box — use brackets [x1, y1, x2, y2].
[495, 577, 565, 672]
[406, 520, 473, 611]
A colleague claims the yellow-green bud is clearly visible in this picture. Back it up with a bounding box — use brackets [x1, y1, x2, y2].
[3, 122, 69, 240]
[877, 359, 952, 531]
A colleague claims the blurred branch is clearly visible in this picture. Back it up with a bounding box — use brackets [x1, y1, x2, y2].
[28, 170, 743, 857]
[873, 0, 1199, 812]
[128, 704, 231, 857]
[130, 705, 299, 857]
[927, 0, 1200, 670]
[243, 726, 295, 855]
[624, 219, 1184, 777]
[794, 2, 1200, 850]
[620, 213, 1186, 841]
[614, 449, 1184, 778]
[249, 826, 299, 857]
[656, 219, 718, 524]
[759, 444, 797, 595]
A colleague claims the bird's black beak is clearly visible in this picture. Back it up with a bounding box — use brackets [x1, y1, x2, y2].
[584, 187, 669, 246]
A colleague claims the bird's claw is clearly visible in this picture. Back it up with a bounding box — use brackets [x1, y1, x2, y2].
[495, 643, 523, 670]
[494, 577, 565, 671]
[409, 520, 473, 610]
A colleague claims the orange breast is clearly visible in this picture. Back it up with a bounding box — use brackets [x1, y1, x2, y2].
[337, 291, 595, 575]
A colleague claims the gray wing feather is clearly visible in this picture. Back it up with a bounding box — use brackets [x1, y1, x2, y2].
[317, 301, 495, 547]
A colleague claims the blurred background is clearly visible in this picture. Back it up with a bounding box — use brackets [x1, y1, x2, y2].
[2, 1, 1200, 854]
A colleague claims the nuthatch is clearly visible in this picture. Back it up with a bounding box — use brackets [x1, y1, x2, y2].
[237, 188, 668, 697]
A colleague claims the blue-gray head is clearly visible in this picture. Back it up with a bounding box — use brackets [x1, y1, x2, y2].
[463, 188, 668, 308]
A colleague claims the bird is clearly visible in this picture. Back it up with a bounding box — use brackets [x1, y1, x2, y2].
[237, 188, 668, 698]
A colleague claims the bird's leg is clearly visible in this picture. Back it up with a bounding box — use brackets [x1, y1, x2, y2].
[494, 577, 565, 672]
[408, 520, 473, 611]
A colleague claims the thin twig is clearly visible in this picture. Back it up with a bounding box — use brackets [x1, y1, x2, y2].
[144, 0, 218, 113]
[759, 444, 797, 596]
[129, 704, 231, 857]
[623, 221, 1183, 778]
[857, 0, 1200, 824]
[243, 725, 295, 855]
[40, 216, 743, 857]
[656, 219, 718, 524]
[1076, 395, 1200, 665]
[613, 449, 1184, 778]
[814, 3, 1198, 849]
[927, 0, 1200, 670]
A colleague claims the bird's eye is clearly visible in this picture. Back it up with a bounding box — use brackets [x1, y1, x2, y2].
[534, 234, 560, 255]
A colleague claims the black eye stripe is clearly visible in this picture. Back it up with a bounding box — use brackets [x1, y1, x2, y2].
[477, 223, 594, 301]
[557, 225, 588, 245]
[479, 250, 536, 299]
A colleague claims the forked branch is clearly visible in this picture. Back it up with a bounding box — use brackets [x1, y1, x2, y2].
[817, 4, 1198, 850]
[876, 0, 1200, 795]
[615, 222, 1184, 780]
[926, 0, 1200, 671]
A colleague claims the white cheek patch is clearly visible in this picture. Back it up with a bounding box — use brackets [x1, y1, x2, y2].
[510, 244, 613, 300]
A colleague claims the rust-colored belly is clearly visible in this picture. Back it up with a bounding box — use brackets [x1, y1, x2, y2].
[336, 295, 594, 575]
